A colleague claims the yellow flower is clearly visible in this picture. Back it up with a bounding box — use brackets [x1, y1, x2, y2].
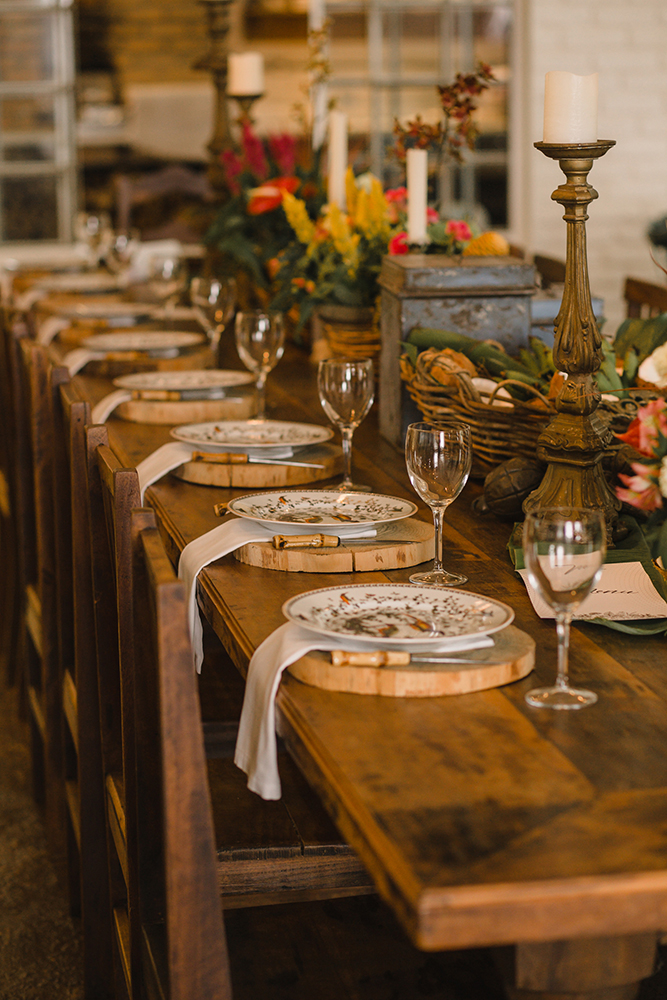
[344, 166, 357, 216]
[282, 190, 316, 245]
[323, 202, 360, 275]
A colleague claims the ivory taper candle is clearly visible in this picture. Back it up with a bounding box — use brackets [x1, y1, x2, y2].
[543, 71, 598, 144]
[327, 110, 348, 209]
[227, 53, 264, 97]
[407, 148, 428, 243]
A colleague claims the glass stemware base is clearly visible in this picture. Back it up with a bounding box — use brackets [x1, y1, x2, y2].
[409, 567, 467, 587]
[336, 479, 372, 493]
[525, 683, 598, 710]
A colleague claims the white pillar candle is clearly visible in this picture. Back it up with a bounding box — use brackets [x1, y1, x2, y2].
[327, 110, 348, 209]
[543, 71, 598, 144]
[407, 148, 428, 244]
[227, 53, 265, 97]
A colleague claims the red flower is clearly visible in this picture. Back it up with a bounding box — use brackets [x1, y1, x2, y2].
[241, 122, 268, 180]
[445, 219, 473, 242]
[426, 207, 439, 224]
[389, 231, 409, 255]
[220, 149, 244, 195]
[247, 176, 300, 215]
[385, 186, 408, 206]
[268, 133, 297, 176]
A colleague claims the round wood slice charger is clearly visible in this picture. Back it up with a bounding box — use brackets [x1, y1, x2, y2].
[173, 442, 344, 489]
[286, 624, 534, 697]
[233, 516, 434, 571]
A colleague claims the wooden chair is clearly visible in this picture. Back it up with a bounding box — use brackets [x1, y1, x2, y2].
[7, 333, 65, 854]
[56, 380, 116, 999]
[0, 309, 22, 689]
[86, 434, 371, 997]
[130, 509, 233, 1000]
[114, 163, 216, 243]
[623, 276, 667, 318]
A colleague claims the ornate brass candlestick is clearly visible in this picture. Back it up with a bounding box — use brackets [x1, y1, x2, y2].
[195, 0, 235, 192]
[231, 93, 263, 129]
[523, 139, 621, 534]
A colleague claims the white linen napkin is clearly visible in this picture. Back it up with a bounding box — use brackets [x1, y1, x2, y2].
[15, 287, 48, 312]
[91, 389, 134, 425]
[62, 348, 106, 375]
[137, 441, 197, 501]
[178, 518, 377, 672]
[37, 315, 71, 345]
[136, 440, 298, 502]
[234, 622, 494, 800]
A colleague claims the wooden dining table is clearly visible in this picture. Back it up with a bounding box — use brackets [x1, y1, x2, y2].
[65, 330, 667, 1000]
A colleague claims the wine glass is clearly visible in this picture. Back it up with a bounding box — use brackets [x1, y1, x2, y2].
[234, 310, 285, 420]
[405, 421, 472, 586]
[190, 276, 237, 355]
[317, 358, 375, 492]
[105, 228, 141, 277]
[523, 507, 606, 710]
[147, 254, 187, 319]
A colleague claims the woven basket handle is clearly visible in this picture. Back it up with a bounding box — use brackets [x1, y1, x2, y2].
[488, 378, 553, 409]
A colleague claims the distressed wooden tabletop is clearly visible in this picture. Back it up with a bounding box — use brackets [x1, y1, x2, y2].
[72, 339, 667, 954]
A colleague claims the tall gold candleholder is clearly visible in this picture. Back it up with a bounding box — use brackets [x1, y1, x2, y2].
[195, 0, 235, 192]
[231, 93, 263, 129]
[523, 139, 622, 535]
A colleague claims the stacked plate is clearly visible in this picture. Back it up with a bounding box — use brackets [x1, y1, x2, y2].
[82, 330, 206, 358]
[170, 419, 334, 455]
[283, 583, 514, 651]
[114, 369, 254, 399]
[227, 489, 416, 530]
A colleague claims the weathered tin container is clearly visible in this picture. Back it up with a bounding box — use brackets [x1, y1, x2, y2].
[378, 254, 536, 446]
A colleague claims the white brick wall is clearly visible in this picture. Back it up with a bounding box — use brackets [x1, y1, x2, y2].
[515, 0, 667, 332]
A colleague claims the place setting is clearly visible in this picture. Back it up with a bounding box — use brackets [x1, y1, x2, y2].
[89, 368, 256, 424]
[61, 328, 209, 376]
[233, 579, 530, 800]
[135, 418, 342, 497]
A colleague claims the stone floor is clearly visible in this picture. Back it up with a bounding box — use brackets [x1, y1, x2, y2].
[0, 684, 84, 1000]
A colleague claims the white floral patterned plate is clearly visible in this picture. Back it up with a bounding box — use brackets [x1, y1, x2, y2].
[114, 369, 254, 391]
[283, 583, 514, 649]
[228, 490, 416, 530]
[37, 273, 122, 294]
[82, 330, 205, 353]
[171, 420, 333, 451]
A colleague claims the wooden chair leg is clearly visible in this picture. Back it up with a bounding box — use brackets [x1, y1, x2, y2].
[495, 933, 659, 1000]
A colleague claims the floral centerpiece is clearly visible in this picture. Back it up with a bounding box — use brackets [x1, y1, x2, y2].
[616, 397, 667, 566]
[269, 168, 392, 331]
[205, 122, 325, 298]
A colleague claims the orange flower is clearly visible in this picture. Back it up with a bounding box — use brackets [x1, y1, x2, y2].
[247, 176, 300, 215]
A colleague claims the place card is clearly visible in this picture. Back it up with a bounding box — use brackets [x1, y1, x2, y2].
[518, 560, 667, 621]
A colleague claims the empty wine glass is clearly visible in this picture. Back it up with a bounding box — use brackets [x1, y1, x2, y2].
[405, 421, 472, 586]
[147, 254, 187, 319]
[190, 276, 237, 355]
[234, 310, 285, 420]
[317, 358, 375, 492]
[523, 507, 606, 710]
[105, 228, 141, 277]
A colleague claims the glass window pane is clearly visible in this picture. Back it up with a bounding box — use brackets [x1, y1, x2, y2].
[0, 13, 55, 83]
[0, 96, 56, 162]
[1, 175, 58, 240]
[1, 96, 55, 132]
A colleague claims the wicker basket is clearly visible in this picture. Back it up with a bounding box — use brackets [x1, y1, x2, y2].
[401, 358, 555, 466]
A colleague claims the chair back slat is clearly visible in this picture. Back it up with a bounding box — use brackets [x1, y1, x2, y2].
[624, 276, 667, 319]
[58, 381, 116, 999]
[132, 511, 232, 1000]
